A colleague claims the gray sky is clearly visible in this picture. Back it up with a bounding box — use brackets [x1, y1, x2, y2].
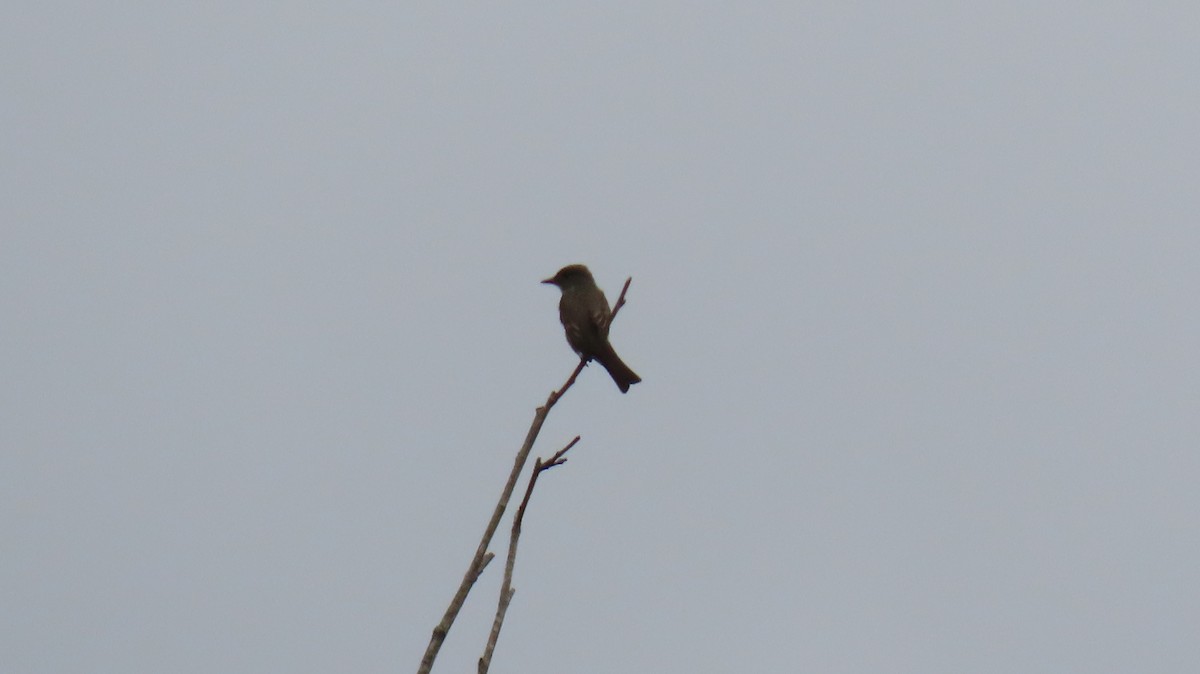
[3, 3, 1198, 672]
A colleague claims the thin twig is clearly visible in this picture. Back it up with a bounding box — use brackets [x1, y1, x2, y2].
[415, 278, 632, 674]
[611, 277, 632, 318]
[478, 436, 581, 674]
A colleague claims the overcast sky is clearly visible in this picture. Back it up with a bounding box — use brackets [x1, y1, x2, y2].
[3, 3, 1198, 673]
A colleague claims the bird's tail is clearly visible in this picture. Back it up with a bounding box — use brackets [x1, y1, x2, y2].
[594, 343, 642, 393]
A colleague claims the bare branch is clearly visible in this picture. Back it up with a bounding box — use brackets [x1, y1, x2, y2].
[478, 436, 582, 674]
[611, 276, 632, 318]
[416, 280, 632, 674]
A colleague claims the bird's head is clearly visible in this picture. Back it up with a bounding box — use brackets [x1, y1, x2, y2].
[541, 264, 594, 290]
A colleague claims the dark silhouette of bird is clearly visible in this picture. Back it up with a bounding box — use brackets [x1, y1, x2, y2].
[542, 264, 641, 393]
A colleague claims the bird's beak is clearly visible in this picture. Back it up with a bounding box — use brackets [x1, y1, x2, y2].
[541, 277, 556, 285]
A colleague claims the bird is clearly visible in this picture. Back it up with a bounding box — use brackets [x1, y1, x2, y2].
[542, 264, 641, 393]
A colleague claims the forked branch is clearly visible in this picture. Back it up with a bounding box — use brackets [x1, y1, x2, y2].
[477, 436, 581, 674]
[416, 277, 632, 674]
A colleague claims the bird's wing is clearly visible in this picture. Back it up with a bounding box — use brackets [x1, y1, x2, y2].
[590, 290, 612, 338]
